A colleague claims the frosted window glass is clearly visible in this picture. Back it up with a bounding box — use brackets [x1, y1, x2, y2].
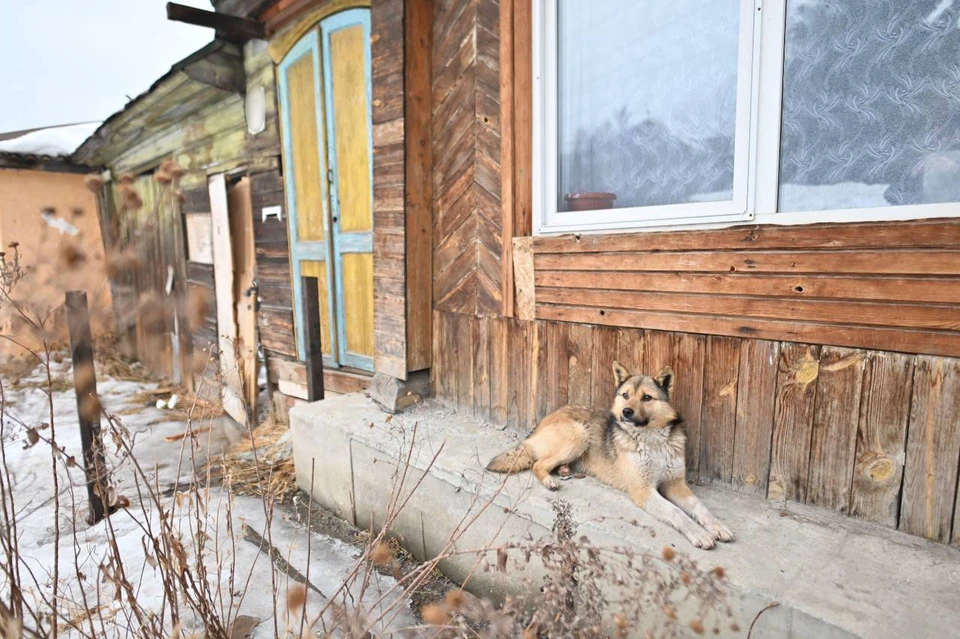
[779, 0, 960, 211]
[557, 0, 741, 212]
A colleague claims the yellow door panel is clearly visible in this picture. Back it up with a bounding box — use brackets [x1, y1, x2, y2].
[287, 54, 327, 243]
[300, 260, 334, 357]
[341, 252, 374, 357]
[330, 25, 373, 234]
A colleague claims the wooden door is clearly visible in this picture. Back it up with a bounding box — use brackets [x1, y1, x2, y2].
[279, 30, 338, 368]
[228, 177, 259, 413]
[209, 173, 246, 425]
[321, 9, 375, 371]
[278, 8, 375, 373]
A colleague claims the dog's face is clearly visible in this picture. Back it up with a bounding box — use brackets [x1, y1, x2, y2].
[610, 362, 679, 430]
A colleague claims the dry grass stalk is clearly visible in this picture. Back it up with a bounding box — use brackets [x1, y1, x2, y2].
[210, 416, 297, 504]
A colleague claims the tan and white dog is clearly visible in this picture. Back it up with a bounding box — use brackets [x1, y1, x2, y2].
[487, 362, 733, 549]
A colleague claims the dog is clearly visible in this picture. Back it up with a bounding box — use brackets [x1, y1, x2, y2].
[486, 362, 733, 549]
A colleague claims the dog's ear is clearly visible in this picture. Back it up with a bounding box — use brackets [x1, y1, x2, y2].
[654, 366, 675, 399]
[612, 361, 631, 386]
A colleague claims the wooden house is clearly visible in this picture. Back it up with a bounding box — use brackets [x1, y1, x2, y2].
[88, 0, 960, 550]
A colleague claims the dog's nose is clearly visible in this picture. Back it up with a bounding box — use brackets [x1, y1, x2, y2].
[621, 407, 634, 420]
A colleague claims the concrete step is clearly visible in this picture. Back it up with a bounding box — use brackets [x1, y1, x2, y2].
[290, 393, 960, 638]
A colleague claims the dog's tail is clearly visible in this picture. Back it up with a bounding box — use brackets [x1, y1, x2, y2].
[485, 444, 533, 474]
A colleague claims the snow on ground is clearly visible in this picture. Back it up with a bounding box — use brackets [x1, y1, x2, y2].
[1, 359, 415, 637]
[0, 122, 100, 156]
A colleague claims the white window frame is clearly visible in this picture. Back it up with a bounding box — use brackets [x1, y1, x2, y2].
[533, 0, 960, 236]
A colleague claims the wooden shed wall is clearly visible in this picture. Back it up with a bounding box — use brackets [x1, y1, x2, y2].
[94, 39, 285, 387]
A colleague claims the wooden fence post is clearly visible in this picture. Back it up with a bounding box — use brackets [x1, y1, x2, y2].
[300, 276, 325, 402]
[66, 291, 108, 524]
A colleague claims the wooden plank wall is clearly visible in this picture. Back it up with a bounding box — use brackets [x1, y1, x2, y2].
[107, 174, 188, 382]
[249, 169, 296, 361]
[371, 0, 408, 379]
[431, 0, 503, 316]
[532, 220, 960, 358]
[433, 309, 960, 546]
[81, 51, 280, 179]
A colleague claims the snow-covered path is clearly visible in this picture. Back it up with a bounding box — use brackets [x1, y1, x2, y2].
[0, 360, 416, 637]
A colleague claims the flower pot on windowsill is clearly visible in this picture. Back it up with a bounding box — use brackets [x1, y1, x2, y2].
[564, 192, 617, 211]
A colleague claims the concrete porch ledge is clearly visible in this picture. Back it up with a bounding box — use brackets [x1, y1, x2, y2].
[290, 394, 960, 638]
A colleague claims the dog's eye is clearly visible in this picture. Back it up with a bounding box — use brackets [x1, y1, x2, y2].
[621, 392, 629, 399]
[642, 394, 653, 402]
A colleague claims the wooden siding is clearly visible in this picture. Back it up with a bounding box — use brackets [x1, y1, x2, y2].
[90, 37, 284, 382]
[532, 219, 960, 358]
[250, 169, 297, 360]
[371, 0, 408, 378]
[433, 309, 960, 546]
[432, 0, 503, 316]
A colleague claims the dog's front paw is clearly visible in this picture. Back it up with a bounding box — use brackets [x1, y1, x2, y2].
[704, 519, 734, 543]
[684, 526, 716, 550]
[542, 476, 560, 491]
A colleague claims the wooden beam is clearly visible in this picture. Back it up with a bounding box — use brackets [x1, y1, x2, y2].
[533, 219, 960, 254]
[514, 0, 533, 237]
[513, 236, 535, 320]
[183, 51, 246, 93]
[166, 2, 266, 39]
[301, 276, 325, 402]
[500, 0, 516, 316]
[405, 0, 433, 372]
[66, 291, 109, 525]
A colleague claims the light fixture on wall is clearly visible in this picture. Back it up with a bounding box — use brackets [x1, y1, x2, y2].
[245, 86, 266, 135]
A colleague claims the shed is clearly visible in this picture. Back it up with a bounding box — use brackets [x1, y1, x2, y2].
[0, 122, 113, 358]
[74, 38, 285, 423]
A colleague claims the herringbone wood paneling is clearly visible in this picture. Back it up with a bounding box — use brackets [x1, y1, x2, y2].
[432, 0, 503, 316]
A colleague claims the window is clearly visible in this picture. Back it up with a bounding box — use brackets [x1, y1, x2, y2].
[534, 0, 960, 234]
